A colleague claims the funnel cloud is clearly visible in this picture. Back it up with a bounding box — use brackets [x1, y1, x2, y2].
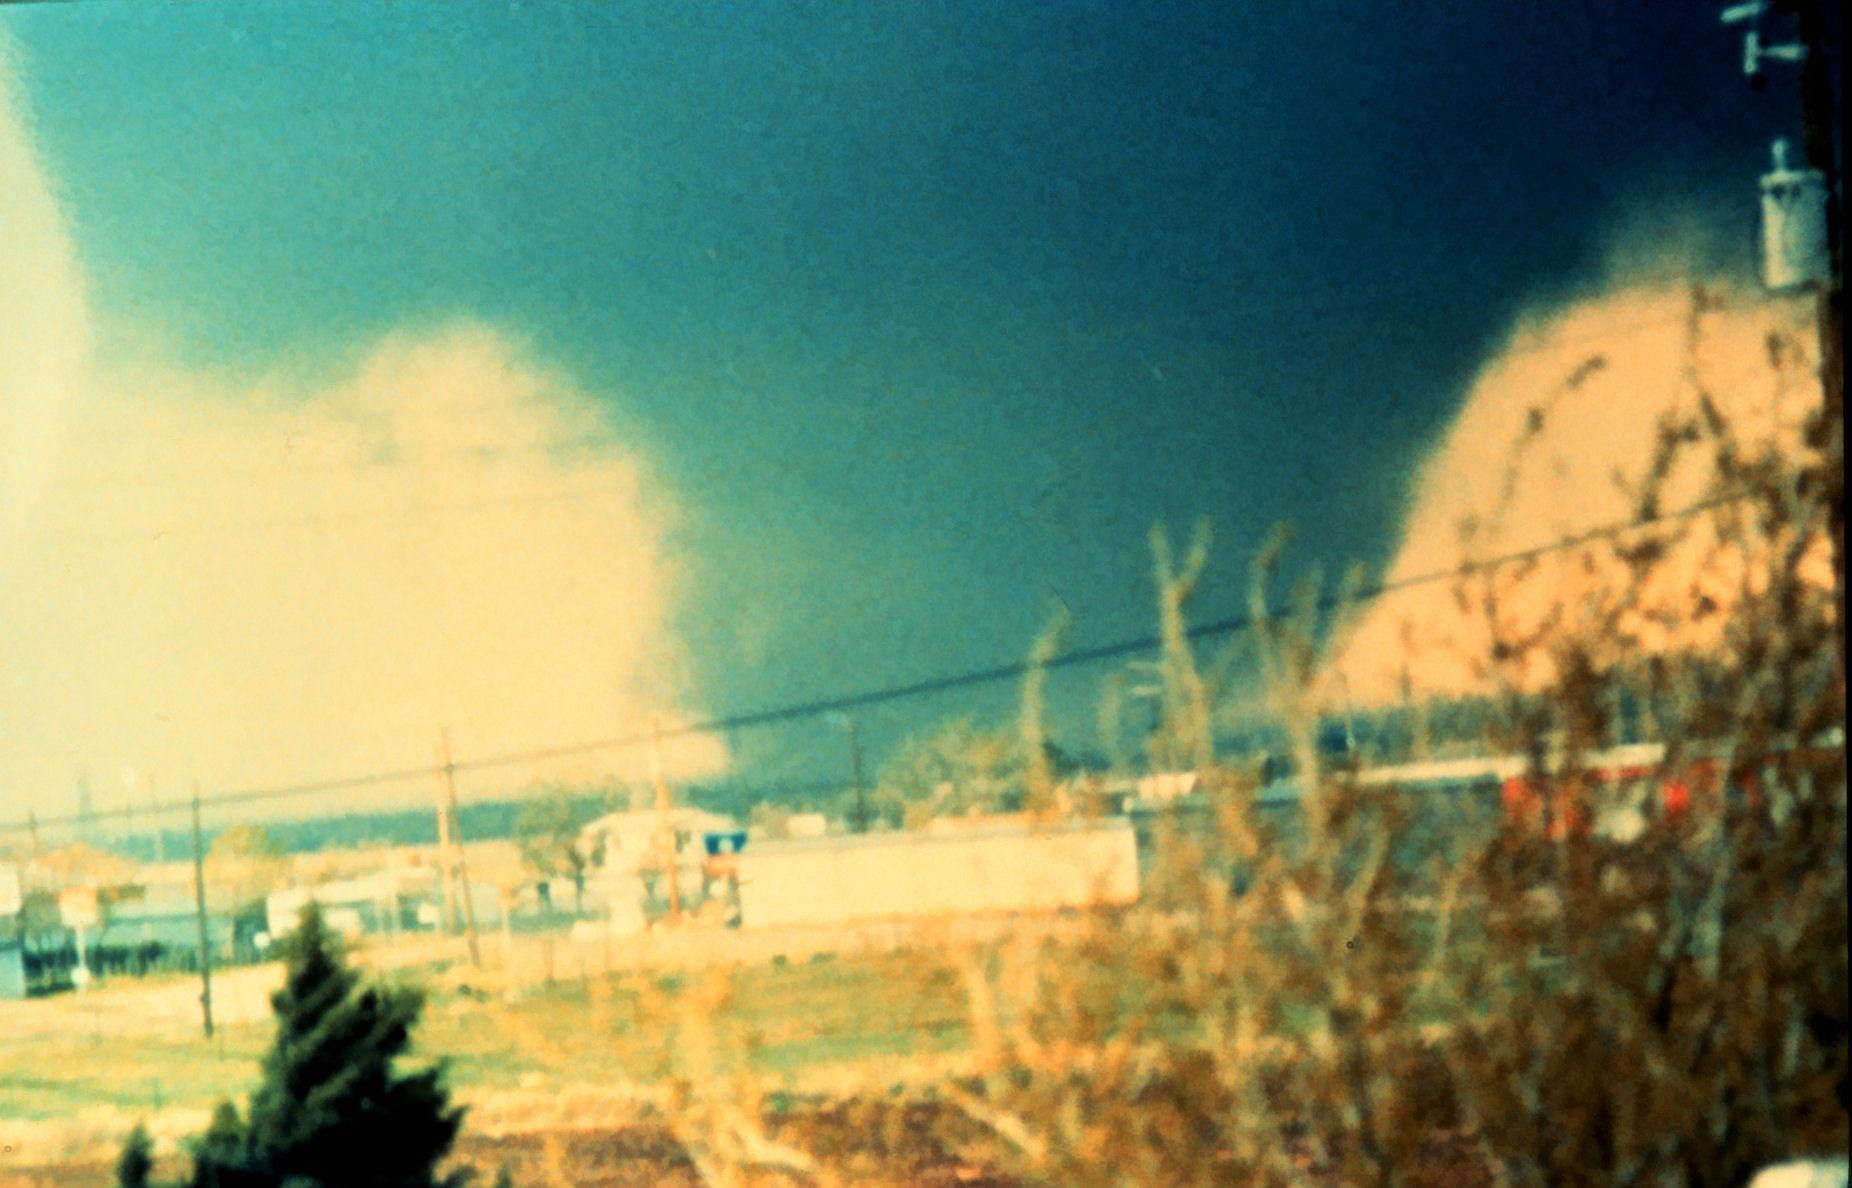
[1333, 274, 1825, 704]
[1, 45, 722, 820]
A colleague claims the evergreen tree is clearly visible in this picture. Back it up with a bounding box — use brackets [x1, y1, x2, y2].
[189, 903, 467, 1188]
[116, 1122, 154, 1188]
[189, 1103, 250, 1188]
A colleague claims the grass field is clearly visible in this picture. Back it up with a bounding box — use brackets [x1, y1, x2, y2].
[1, 900, 1513, 1112]
[409, 947, 973, 1095]
[0, 927, 980, 1175]
[1, 903, 1524, 1184]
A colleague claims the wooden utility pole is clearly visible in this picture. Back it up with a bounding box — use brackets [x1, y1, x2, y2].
[149, 774, 165, 865]
[849, 716, 869, 833]
[651, 719, 682, 925]
[1791, 0, 1844, 710]
[1722, 0, 1843, 704]
[433, 746, 458, 934]
[438, 729, 482, 968]
[190, 791, 214, 1039]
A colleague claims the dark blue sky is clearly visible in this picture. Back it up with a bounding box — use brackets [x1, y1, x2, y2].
[2, 2, 1818, 788]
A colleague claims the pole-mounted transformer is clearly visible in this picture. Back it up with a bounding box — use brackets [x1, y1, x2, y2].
[1761, 138, 1832, 292]
[1723, 1, 1836, 294]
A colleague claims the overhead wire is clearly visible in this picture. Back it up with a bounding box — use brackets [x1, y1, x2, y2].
[0, 487, 1754, 838]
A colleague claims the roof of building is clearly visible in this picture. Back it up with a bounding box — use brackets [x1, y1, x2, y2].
[579, 808, 736, 839]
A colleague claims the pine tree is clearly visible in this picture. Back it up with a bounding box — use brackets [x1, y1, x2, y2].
[189, 902, 467, 1188]
[189, 1103, 249, 1188]
[116, 1122, 154, 1188]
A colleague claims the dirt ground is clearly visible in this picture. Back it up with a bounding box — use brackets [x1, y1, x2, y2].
[0, 1124, 1018, 1188]
[0, 1113, 1498, 1188]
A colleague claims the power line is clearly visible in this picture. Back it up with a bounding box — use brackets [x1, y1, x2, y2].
[0, 490, 1753, 840]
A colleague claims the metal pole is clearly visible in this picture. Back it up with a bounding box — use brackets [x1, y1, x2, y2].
[439, 729, 482, 968]
[190, 792, 214, 1039]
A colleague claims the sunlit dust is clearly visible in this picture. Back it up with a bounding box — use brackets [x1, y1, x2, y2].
[1332, 277, 1827, 704]
[0, 37, 89, 572]
[1, 46, 723, 818]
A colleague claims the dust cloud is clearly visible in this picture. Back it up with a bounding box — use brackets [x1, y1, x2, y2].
[1, 45, 723, 822]
[1331, 271, 1826, 705]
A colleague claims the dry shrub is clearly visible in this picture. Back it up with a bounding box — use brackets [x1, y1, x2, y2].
[823, 291, 1845, 1188]
[909, 528, 1471, 1188]
[1440, 295, 1847, 1188]
[481, 288, 1843, 1188]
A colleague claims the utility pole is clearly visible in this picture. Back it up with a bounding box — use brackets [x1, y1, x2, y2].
[149, 773, 165, 865]
[433, 746, 458, 934]
[190, 791, 214, 1039]
[651, 719, 682, 925]
[1727, 0, 1844, 704]
[830, 712, 870, 832]
[849, 715, 868, 834]
[1791, 0, 1845, 710]
[438, 729, 481, 968]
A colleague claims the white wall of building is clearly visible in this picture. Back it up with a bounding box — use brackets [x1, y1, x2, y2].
[733, 820, 1138, 929]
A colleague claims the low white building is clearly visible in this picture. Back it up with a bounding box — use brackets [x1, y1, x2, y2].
[264, 866, 456, 943]
[579, 808, 737, 874]
[578, 807, 739, 934]
[733, 818, 1139, 929]
[784, 812, 829, 839]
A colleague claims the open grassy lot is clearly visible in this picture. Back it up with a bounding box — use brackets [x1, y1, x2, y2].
[0, 933, 976, 1171]
[0, 901, 1507, 1117]
[408, 947, 973, 1096]
[1, 904, 1529, 1186]
[0, 963, 283, 1124]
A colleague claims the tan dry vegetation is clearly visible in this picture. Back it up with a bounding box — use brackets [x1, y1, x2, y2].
[480, 284, 1843, 1188]
[8, 285, 1843, 1188]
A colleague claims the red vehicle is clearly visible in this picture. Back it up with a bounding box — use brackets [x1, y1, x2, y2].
[1496, 736, 1842, 841]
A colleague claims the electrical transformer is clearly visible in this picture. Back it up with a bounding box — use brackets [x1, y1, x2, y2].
[1760, 138, 1831, 292]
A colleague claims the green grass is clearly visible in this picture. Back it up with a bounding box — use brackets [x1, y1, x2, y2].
[0, 915, 1521, 1127]
[0, 1025, 272, 1120]
[0, 947, 974, 1123]
[408, 948, 973, 1088]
